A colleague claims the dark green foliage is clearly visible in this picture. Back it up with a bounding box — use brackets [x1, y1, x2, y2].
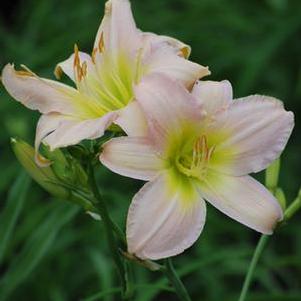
[0, 0, 300, 300]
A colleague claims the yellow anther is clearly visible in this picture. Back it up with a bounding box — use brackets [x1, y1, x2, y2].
[91, 48, 97, 64]
[77, 64, 82, 82]
[74, 44, 80, 67]
[98, 32, 105, 53]
[82, 61, 87, 77]
[177, 135, 215, 180]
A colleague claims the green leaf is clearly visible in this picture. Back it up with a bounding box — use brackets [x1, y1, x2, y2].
[88, 248, 114, 301]
[0, 202, 79, 301]
[0, 172, 30, 263]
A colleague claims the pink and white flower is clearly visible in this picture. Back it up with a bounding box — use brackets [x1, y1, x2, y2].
[100, 74, 294, 260]
[1, 0, 209, 163]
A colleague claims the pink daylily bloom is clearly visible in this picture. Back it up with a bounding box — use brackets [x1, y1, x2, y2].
[1, 0, 209, 163]
[100, 74, 294, 260]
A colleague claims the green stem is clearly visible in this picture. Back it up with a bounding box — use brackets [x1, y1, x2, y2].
[284, 188, 301, 220]
[164, 258, 191, 301]
[88, 164, 128, 300]
[238, 235, 269, 301]
[124, 261, 135, 299]
[93, 204, 126, 246]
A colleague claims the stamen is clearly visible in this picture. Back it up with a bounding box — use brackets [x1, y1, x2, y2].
[135, 48, 143, 84]
[191, 146, 197, 170]
[207, 145, 216, 162]
[73, 44, 80, 67]
[98, 32, 105, 53]
[82, 61, 87, 77]
[77, 64, 82, 82]
[20, 64, 37, 76]
[177, 135, 215, 180]
[91, 48, 97, 64]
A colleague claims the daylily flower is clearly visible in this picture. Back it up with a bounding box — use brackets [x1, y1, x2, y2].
[1, 0, 209, 164]
[100, 74, 294, 260]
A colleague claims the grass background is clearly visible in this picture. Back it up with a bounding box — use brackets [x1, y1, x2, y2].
[0, 0, 301, 300]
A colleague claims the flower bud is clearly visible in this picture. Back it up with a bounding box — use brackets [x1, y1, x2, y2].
[11, 137, 70, 199]
[41, 144, 89, 191]
[11, 138, 95, 211]
[265, 158, 280, 193]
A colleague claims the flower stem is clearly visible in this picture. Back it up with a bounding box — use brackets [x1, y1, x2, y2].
[238, 234, 269, 301]
[88, 164, 128, 300]
[164, 258, 192, 301]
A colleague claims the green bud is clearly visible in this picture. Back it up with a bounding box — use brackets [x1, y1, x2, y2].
[265, 158, 280, 192]
[11, 138, 70, 199]
[41, 144, 89, 191]
[11, 138, 96, 212]
[66, 145, 89, 161]
[275, 187, 286, 211]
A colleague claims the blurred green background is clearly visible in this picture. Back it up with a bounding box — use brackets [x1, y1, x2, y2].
[0, 0, 300, 300]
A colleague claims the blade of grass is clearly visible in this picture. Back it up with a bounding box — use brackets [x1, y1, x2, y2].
[0, 202, 79, 301]
[137, 248, 250, 301]
[0, 172, 30, 263]
[88, 248, 114, 301]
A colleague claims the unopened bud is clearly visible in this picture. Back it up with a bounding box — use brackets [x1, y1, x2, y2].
[11, 138, 70, 199]
[265, 158, 280, 193]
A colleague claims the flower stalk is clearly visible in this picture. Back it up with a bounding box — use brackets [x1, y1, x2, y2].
[284, 188, 301, 220]
[238, 234, 269, 301]
[87, 163, 129, 300]
[164, 258, 192, 301]
[238, 157, 282, 301]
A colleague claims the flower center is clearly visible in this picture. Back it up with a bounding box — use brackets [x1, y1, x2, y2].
[175, 135, 215, 180]
[73, 34, 145, 118]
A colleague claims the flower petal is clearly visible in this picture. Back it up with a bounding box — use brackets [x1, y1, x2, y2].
[192, 80, 233, 115]
[93, 0, 141, 54]
[100, 136, 163, 181]
[1, 64, 96, 118]
[145, 46, 210, 88]
[115, 101, 148, 137]
[127, 171, 206, 259]
[142, 32, 191, 58]
[134, 74, 203, 149]
[211, 95, 294, 176]
[35, 113, 66, 166]
[54, 51, 94, 82]
[37, 112, 117, 151]
[200, 173, 283, 234]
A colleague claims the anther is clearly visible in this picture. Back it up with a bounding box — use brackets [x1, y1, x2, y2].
[98, 32, 105, 53]
[74, 44, 80, 67]
[91, 48, 97, 63]
[82, 61, 87, 77]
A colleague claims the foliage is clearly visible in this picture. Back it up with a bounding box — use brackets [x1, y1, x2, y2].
[0, 0, 300, 300]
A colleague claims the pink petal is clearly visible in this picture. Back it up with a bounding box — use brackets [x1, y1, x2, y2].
[211, 95, 294, 176]
[54, 51, 94, 82]
[200, 173, 283, 234]
[93, 0, 141, 55]
[191, 80, 233, 115]
[145, 46, 210, 89]
[35, 113, 66, 166]
[100, 136, 163, 181]
[1, 64, 94, 117]
[37, 112, 117, 151]
[115, 101, 148, 137]
[142, 32, 191, 58]
[134, 74, 203, 150]
[127, 171, 206, 259]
